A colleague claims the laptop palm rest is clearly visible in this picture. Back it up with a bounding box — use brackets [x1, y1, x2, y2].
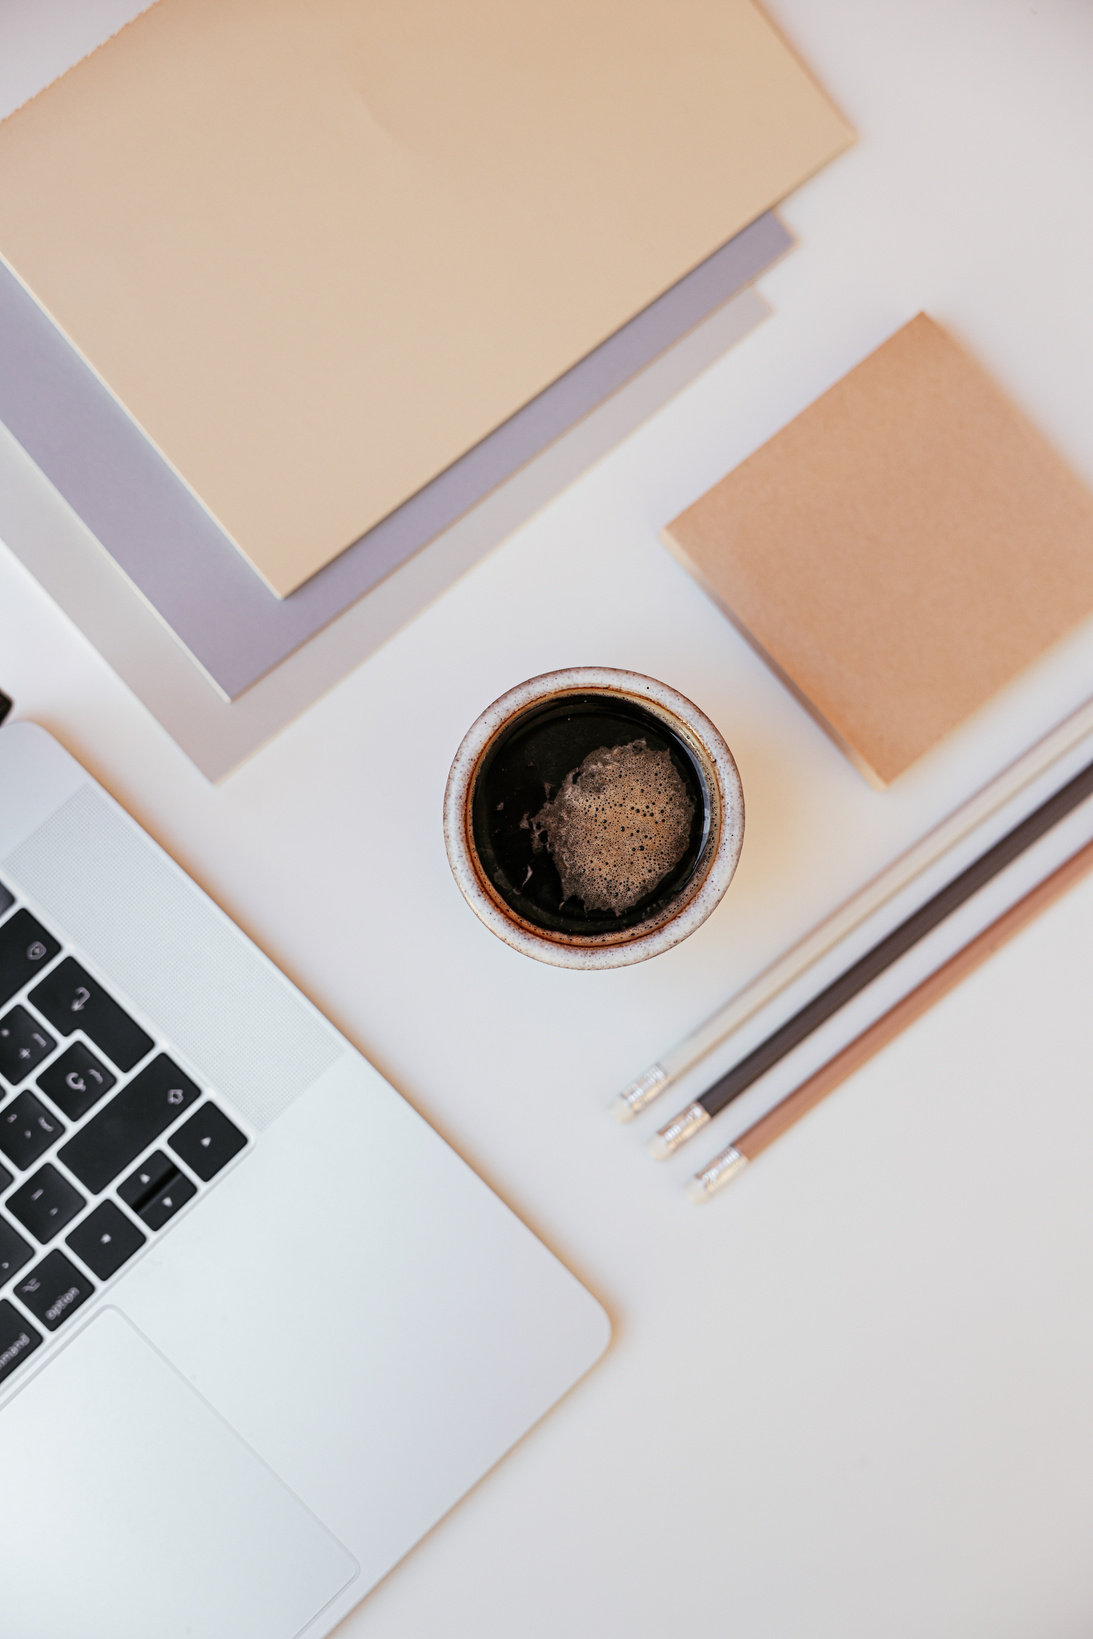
[0, 1308, 358, 1639]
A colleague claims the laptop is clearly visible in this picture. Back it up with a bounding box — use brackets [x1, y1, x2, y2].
[0, 708, 610, 1638]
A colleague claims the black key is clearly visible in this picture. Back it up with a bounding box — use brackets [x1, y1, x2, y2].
[7, 1163, 85, 1244]
[37, 1042, 116, 1121]
[0, 1160, 11, 1194]
[117, 1150, 176, 1208]
[0, 1090, 65, 1171]
[0, 1214, 33, 1281]
[169, 1103, 246, 1181]
[0, 1005, 56, 1086]
[15, 1250, 93, 1331]
[0, 880, 12, 918]
[58, 1055, 200, 1195]
[0, 1297, 42, 1384]
[133, 1169, 196, 1231]
[67, 1201, 145, 1280]
[119, 1150, 197, 1229]
[30, 959, 153, 1073]
[0, 911, 60, 1010]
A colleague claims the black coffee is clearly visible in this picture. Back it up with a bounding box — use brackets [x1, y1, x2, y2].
[471, 693, 709, 937]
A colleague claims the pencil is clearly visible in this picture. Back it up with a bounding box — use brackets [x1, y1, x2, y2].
[611, 694, 1093, 1124]
[685, 832, 1093, 1201]
[648, 748, 1093, 1159]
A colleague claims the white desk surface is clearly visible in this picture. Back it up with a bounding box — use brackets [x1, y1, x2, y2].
[4, 2, 1093, 1633]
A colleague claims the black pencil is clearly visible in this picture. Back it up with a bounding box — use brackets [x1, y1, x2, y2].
[685, 833, 1093, 1199]
[648, 750, 1093, 1158]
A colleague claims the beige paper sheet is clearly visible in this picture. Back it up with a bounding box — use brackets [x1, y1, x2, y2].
[662, 315, 1093, 787]
[0, 0, 849, 596]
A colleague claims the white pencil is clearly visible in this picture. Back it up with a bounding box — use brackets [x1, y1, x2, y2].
[686, 832, 1093, 1200]
[610, 693, 1093, 1122]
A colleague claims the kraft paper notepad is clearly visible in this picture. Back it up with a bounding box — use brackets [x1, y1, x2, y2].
[0, 0, 850, 597]
[662, 315, 1093, 787]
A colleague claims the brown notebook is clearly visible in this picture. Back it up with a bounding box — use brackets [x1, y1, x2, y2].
[662, 314, 1093, 786]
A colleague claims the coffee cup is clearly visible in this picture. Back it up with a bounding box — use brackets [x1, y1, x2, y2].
[443, 667, 743, 968]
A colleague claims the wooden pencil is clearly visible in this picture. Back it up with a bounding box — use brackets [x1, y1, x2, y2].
[612, 694, 1093, 1124]
[653, 750, 1093, 1161]
[686, 832, 1093, 1201]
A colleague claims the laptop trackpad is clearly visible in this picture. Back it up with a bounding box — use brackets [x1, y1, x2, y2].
[0, 1308, 358, 1639]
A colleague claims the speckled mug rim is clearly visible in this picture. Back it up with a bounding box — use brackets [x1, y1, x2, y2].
[443, 668, 744, 969]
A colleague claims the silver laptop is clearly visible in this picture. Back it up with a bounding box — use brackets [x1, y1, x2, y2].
[0, 716, 609, 1638]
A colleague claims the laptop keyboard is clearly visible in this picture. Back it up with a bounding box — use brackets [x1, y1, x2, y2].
[0, 881, 248, 1387]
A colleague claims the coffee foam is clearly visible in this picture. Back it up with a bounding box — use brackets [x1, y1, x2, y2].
[526, 739, 694, 915]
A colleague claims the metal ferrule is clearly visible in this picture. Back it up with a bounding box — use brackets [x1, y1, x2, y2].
[646, 1101, 710, 1159]
[685, 1145, 749, 1203]
[610, 1064, 670, 1122]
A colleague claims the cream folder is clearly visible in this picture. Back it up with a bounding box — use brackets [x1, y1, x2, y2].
[0, 0, 850, 597]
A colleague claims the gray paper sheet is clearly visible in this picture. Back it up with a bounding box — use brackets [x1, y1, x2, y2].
[0, 213, 790, 699]
[0, 285, 771, 779]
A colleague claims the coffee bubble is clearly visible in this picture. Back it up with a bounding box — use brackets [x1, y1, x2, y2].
[526, 739, 694, 914]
